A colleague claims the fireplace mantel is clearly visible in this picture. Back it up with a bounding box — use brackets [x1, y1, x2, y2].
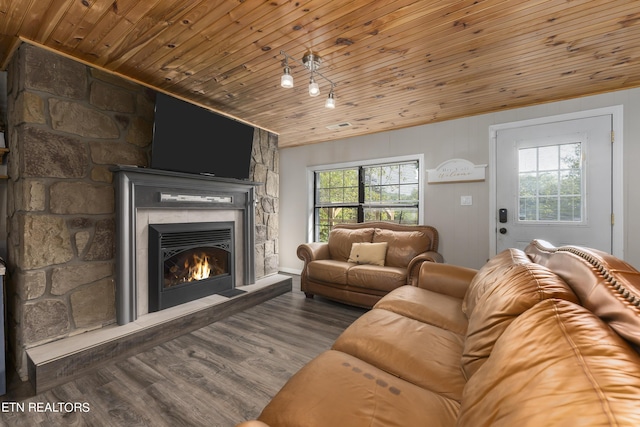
[112, 165, 260, 325]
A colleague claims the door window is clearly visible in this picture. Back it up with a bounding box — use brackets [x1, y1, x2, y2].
[518, 142, 583, 223]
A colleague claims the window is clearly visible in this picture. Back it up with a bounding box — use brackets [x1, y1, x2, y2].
[314, 159, 420, 242]
[518, 142, 583, 222]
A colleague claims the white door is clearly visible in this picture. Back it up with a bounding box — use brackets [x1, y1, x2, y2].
[495, 114, 612, 253]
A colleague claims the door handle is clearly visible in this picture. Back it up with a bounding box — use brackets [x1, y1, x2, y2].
[499, 227, 507, 234]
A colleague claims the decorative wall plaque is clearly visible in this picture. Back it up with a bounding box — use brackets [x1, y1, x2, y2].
[427, 158, 487, 183]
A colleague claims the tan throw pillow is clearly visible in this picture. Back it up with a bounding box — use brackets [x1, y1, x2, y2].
[348, 242, 388, 266]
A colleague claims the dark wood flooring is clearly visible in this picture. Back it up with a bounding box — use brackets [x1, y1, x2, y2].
[0, 275, 367, 427]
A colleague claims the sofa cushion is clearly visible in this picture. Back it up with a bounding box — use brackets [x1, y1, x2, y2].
[258, 350, 460, 427]
[327, 228, 374, 262]
[457, 299, 640, 427]
[375, 285, 468, 335]
[348, 242, 388, 266]
[461, 253, 578, 379]
[306, 260, 351, 285]
[347, 265, 407, 292]
[333, 308, 467, 401]
[372, 228, 431, 268]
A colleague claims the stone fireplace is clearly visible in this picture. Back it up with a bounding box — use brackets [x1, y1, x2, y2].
[3, 43, 282, 382]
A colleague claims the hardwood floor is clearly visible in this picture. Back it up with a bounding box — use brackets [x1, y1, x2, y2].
[0, 275, 367, 427]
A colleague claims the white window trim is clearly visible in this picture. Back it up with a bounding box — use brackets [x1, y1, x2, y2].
[306, 154, 425, 243]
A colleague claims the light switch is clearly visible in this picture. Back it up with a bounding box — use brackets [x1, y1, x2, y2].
[461, 195, 472, 206]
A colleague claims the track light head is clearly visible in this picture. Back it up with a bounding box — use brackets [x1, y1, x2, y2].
[325, 90, 336, 108]
[281, 66, 293, 88]
[309, 76, 320, 97]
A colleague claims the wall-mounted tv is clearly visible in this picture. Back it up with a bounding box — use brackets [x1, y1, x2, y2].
[151, 92, 255, 180]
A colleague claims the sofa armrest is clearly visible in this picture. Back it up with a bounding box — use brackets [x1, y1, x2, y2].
[422, 250, 444, 264]
[415, 261, 478, 299]
[406, 251, 445, 286]
[297, 242, 330, 264]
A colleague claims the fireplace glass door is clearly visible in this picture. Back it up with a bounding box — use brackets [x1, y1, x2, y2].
[148, 222, 235, 312]
[164, 246, 229, 287]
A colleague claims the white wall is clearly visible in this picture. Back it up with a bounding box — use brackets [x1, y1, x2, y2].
[279, 87, 640, 271]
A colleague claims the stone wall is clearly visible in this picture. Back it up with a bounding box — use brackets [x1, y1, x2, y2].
[4, 43, 279, 379]
[252, 128, 280, 278]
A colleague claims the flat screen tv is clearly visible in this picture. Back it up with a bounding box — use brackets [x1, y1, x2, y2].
[150, 92, 255, 180]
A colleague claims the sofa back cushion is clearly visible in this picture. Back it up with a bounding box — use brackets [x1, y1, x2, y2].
[457, 298, 640, 427]
[372, 228, 431, 268]
[327, 228, 374, 262]
[461, 248, 578, 379]
[526, 239, 640, 350]
[462, 249, 541, 316]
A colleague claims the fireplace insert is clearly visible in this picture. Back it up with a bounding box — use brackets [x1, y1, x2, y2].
[148, 222, 235, 312]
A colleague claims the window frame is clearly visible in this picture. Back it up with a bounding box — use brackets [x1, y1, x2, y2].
[306, 154, 425, 243]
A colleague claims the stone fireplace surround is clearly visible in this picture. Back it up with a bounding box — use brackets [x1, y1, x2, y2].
[6, 43, 288, 392]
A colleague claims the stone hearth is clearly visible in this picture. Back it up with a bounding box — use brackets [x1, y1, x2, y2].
[26, 273, 291, 393]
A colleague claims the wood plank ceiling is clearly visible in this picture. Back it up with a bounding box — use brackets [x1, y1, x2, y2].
[1, 0, 639, 148]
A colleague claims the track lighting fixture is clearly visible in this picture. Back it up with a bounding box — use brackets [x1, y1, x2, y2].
[279, 50, 337, 108]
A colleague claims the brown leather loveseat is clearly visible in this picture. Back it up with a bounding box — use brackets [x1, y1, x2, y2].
[296, 222, 443, 308]
[238, 239, 640, 426]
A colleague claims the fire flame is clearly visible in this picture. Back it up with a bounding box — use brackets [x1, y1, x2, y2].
[166, 250, 226, 287]
[185, 252, 211, 282]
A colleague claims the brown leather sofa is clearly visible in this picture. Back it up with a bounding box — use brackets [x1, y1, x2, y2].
[237, 239, 640, 427]
[296, 222, 443, 308]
